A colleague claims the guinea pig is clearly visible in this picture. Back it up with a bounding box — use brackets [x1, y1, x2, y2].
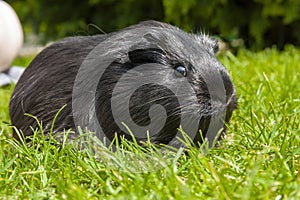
[9, 20, 237, 148]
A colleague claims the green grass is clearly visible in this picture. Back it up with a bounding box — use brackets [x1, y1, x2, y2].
[0, 46, 299, 199]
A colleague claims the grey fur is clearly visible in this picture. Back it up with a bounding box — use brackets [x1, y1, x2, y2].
[10, 21, 237, 146]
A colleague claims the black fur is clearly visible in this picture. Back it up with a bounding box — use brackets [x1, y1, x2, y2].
[9, 21, 237, 145]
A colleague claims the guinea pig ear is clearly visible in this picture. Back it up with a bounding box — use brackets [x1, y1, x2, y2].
[211, 38, 219, 54]
[195, 34, 219, 54]
[128, 48, 166, 65]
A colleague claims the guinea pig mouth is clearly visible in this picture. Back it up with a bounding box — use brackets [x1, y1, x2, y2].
[193, 116, 211, 145]
[192, 103, 235, 146]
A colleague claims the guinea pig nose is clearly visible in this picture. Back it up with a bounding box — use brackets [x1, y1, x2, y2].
[219, 69, 235, 103]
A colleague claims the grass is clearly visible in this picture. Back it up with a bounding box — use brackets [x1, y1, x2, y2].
[0, 46, 299, 199]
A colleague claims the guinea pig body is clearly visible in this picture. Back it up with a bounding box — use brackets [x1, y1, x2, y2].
[10, 21, 237, 147]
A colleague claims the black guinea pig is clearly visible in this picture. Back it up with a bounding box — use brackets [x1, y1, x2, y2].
[9, 21, 237, 148]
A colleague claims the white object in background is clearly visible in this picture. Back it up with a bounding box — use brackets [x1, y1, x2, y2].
[7, 66, 25, 82]
[0, 0, 23, 72]
[0, 73, 11, 85]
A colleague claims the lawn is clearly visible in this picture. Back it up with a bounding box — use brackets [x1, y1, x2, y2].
[0, 46, 299, 199]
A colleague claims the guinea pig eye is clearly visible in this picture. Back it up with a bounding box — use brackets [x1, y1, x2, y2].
[174, 65, 187, 77]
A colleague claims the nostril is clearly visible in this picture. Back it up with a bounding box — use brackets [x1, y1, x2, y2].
[219, 70, 234, 103]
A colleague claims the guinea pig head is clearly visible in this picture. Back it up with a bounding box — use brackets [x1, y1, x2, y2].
[73, 21, 237, 147]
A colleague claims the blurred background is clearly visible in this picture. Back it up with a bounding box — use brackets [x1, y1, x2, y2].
[6, 0, 300, 51]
